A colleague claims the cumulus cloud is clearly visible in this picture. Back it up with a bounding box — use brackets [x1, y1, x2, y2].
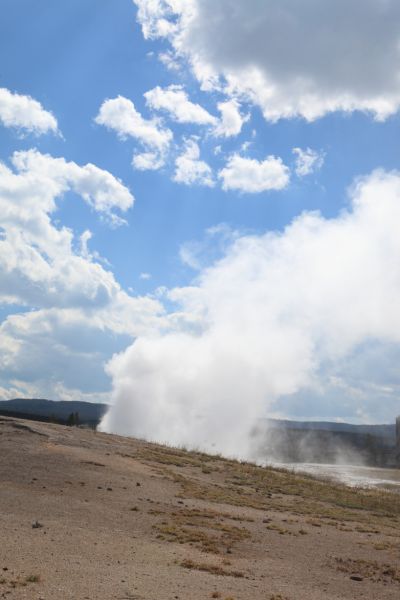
[101, 168, 400, 456]
[213, 99, 247, 138]
[134, 0, 400, 121]
[0, 296, 162, 397]
[144, 84, 217, 125]
[10, 149, 133, 223]
[95, 96, 172, 168]
[293, 147, 324, 177]
[0, 309, 125, 396]
[0, 149, 142, 310]
[0, 149, 163, 401]
[0, 87, 59, 135]
[219, 154, 290, 193]
[173, 138, 214, 186]
[132, 151, 165, 171]
[144, 85, 246, 137]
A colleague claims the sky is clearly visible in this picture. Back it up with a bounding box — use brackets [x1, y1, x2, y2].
[1, 0, 400, 450]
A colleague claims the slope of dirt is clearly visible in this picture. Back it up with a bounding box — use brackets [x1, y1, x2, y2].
[1, 415, 399, 600]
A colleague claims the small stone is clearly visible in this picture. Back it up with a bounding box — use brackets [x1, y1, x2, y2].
[32, 520, 43, 529]
[350, 575, 363, 582]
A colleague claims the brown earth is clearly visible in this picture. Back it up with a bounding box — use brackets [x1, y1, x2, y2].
[1, 415, 400, 600]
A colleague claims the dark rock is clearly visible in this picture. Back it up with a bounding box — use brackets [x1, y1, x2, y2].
[32, 520, 43, 529]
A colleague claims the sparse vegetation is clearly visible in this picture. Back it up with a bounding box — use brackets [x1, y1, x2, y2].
[0, 574, 41, 588]
[334, 557, 400, 584]
[2, 415, 400, 599]
[180, 559, 245, 578]
[266, 523, 294, 535]
[153, 504, 252, 554]
[25, 574, 41, 583]
[154, 454, 400, 534]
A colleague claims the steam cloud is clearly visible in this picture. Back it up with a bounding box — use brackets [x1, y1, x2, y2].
[100, 170, 400, 458]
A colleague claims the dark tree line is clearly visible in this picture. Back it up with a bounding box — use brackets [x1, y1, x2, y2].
[66, 411, 80, 426]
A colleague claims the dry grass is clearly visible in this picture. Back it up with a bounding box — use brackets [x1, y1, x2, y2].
[171, 506, 254, 523]
[25, 574, 41, 583]
[159, 453, 400, 524]
[121, 442, 222, 470]
[373, 540, 399, 551]
[266, 523, 295, 536]
[334, 557, 400, 583]
[153, 506, 251, 554]
[153, 446, 400, 542]
[180, 559, 245, 578]
[223, 462, 400, 517]
[0, 574, 41, 588]
[176, 476, 267, 511]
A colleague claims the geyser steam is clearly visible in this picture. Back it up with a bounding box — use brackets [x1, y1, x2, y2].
[100, 170, 400, 458]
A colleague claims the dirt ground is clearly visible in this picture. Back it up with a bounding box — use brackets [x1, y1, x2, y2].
[1, 415, 399, 600]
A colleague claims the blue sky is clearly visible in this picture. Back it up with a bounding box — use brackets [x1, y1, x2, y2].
[1, 0, 400, 446]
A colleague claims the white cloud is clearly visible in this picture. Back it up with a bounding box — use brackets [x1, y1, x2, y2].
[144, 83, 245, 138]
[101, 168, 400, 456]
[0, 149, 135, 308]
[11, 149, 133, 220]
[144, 84, 217, 125]
[240, 141, 252, 153]
[0, 303, 162, 403]
[79, 230, 93, 260]
[158, 51, 181, 71]
[0, 149, 154, 318]
[140, 272, 152, 280]
[134, 0, 400, 121]
[0, 149, 163, 401]
[132, 151, 165, 171]
[0, 87, 59, 135]
[219, 154, 289, 193]
[134, 0, 185, 40]
[95, 96, 172, 168]
[213, 99, 247, 138]
[173, 138, 214, 187]
[293, 147, 324, 177]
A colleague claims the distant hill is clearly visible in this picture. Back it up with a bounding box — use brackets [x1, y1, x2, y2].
[0, 398, 109, 427]
[254, 418, 398, 467]
[262, 418, 396, 442]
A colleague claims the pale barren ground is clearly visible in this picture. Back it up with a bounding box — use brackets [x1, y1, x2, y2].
[1, 416, 400, 600]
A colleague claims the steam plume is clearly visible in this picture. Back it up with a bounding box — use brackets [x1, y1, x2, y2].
[100, 170, 400, 458]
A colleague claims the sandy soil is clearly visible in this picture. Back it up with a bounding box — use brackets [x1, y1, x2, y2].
[1, 415, 399, 600]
